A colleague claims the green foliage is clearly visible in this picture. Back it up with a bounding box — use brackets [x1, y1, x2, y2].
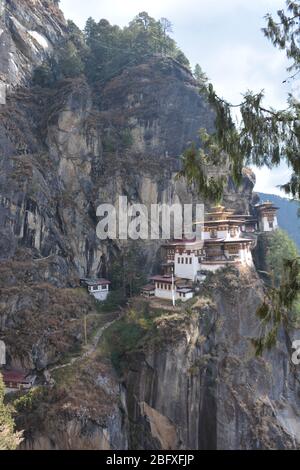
[254, 254, 300, 355]
[265, 229, 300, 321]
[98, 288, 127, 313]
[179, 1, 300, 199]
[34, 12, 190, 87]
[176, 134, 227, 203]
[263, 1, 300, 74]
[55, 41, 85, 79]
[205, 86, 295, 185]
[194, 63, 209, 94]
[33, 63, 56, 87]
[109, 244, 148, 297]
[292, 298, 300, 324]
[102, 133, 118, 153]
[174, 50, 190, 68]
[253, 230, 300, 355]
[266, 229, 299, 285]
[101, 300, 160, 373]
[120, 128, 134, 149]
[66, 20, 87, 54]
[34, 17, 88, 86]
[84, 12, 190, 82]
[0, 374, 23, 450]
[176, 1, 300, 354]
[13, 387, 45, 413]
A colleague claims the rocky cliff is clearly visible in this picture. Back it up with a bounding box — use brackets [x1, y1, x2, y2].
[124, 268, 300, 450]
[14, 268, 300, 450]
[0, 0, 65, 90]
[1, 0, 297, 452]
[0, 1, 254, 364]
[15, 352, 129, 450]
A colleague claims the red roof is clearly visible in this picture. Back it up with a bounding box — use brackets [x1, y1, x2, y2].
[2, 370, 30, 384]
[150, 275, 189, 285]
[141, 284, 155, 292]
[96, 279, 111, 285]
[151, 275, 173, 284]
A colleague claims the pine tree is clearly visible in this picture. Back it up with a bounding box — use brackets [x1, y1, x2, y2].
[178, 1, 300, 354]
[33, 11, 190, 86]
[266, 229, 299, 285]
[180, 1, 300, 199]
[55, 41, 85, 79]
[194, 64, 208, 85]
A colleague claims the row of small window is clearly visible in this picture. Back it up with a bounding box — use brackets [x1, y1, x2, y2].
[90, 285, 108, 291]
[210, 229, 237, 239]
[156, 283, 172, 290]
[177, 257, 193, 265]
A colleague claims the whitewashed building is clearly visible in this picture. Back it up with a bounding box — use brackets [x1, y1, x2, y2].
[150, 275, 194, 303]
[161, 206, 255, 281]
[81, 278, 111, 301]
[255, 202, 279, 232]
[142, 204, 279, 304]
[141, 284, 155, 298]
[162, 237, 204, 282]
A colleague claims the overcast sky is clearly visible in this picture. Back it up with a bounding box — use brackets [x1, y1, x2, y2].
[60, 0, 296, 197]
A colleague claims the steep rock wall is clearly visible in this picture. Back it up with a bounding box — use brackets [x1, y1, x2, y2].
[0, 60, 255, 369]
[0, 0, 65, 90]
[16, 356, 129, 450]
[125, 268, 300, 450]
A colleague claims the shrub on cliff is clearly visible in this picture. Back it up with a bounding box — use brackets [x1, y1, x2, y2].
[253, 231, 300, 355]
[0, 374, 23, 450]
[34, 12, 191, 87]
[266, 229, 299, 286]
[265, 229, 300, 322]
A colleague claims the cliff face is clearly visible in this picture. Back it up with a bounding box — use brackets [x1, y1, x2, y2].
[2, 0, 295, 452]
[0, 0, 65, 90]
[0, 61, 254, 280]
[125, 269, 300, 450]
[0, 1, 255, 369]
[19, 268, 300, 450]
[16, 355, 129, 450]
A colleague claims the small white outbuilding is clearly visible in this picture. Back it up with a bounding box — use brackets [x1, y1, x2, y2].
[81, 278, 111, 302]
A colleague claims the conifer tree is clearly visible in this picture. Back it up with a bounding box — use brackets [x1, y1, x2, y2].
[178, 1, 300, 354]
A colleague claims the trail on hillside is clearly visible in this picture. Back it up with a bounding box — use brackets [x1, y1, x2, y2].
[47, 314, 121, 375]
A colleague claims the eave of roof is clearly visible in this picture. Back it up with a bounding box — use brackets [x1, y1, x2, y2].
[2, 370, 29, 382]
[142, 284, 155, 291]
[84, 279, 111, 286]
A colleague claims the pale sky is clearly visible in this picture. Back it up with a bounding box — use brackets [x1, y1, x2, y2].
[60, 0, 296, 197]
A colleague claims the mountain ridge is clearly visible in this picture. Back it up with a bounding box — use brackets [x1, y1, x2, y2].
[257, 192, 300, 250]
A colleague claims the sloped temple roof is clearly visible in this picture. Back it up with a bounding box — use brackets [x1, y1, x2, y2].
[80, 278, 111, 287]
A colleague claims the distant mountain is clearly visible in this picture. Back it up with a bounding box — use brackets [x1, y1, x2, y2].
[257, 193, 300, 250]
